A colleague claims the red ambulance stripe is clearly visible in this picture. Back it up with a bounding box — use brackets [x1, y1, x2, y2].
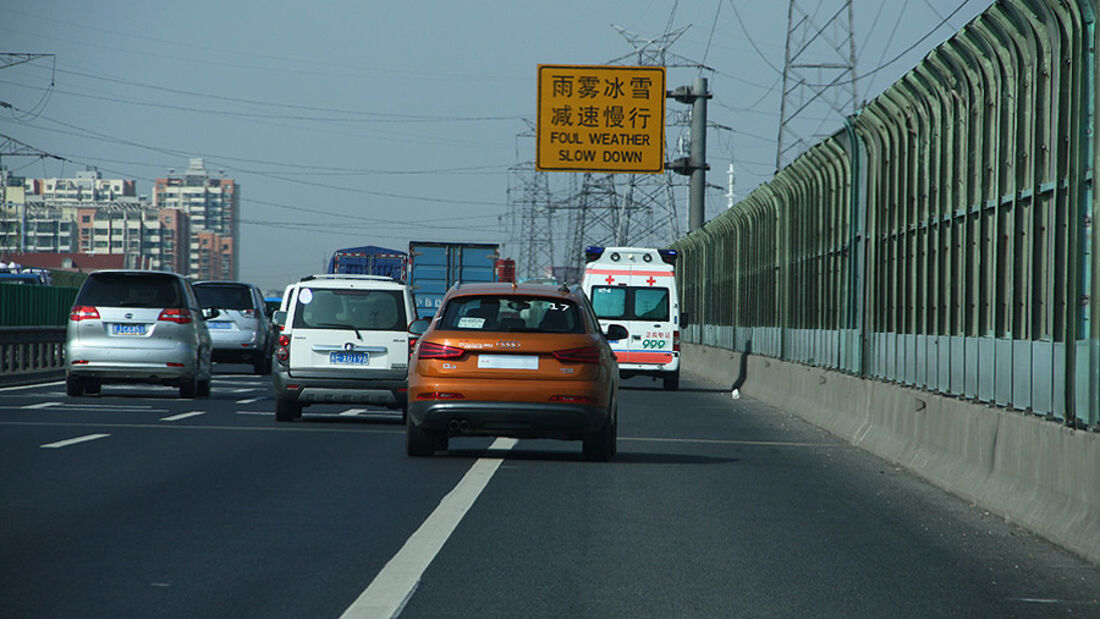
[584, 269, 674, 277]
[615, 351, 674, 364]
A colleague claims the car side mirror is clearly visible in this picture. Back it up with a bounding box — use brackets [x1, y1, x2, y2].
[409, 318, 432, 336]
[272, 311, 287, 328]
[202, 307, 220, 320]
[604, 324, 628, 341]
[679, 311, 689, 327]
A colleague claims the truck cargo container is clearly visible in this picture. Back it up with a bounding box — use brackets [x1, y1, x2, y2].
[407, 241, 499, 319]
[327, 246, 407, 280]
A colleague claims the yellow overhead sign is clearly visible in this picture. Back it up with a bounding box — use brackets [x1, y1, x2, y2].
[536, 64, 665, 174]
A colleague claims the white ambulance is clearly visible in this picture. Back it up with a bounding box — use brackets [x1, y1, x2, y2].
[581, 246, 681, 390]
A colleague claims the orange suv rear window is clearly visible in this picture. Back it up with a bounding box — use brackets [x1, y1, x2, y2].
[439, 295, 583, 333]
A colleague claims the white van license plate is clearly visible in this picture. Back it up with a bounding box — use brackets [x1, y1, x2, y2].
[111, 323, 146, 336]
[478, 354, 538, 370]
[329, 352, 370, 365]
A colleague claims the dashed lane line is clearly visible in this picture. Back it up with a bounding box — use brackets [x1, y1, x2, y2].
[339, 408, 368, 416]
[0, 381, 64, 393]
[0, 420, 404, 435]
[40, 433, 111, 449]
[21, 402, 59, 410]
[161, 411, 206, 422]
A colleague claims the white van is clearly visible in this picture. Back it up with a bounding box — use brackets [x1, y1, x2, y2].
[581, 246, 681, 390]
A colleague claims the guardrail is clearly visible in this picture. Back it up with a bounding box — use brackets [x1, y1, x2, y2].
[0, 327, 66, 383]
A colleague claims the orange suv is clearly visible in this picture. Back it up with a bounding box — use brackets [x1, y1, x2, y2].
[406, 282, 627, 460]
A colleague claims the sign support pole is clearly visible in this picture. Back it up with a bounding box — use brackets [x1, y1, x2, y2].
[689, 77, 708, 232]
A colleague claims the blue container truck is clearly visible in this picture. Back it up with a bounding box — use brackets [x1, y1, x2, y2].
[408, 241, 500, 318]
[327, 246, 408, 280]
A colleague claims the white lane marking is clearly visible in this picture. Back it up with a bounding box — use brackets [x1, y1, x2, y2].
[0, 381, 65, 393]
[236, 411, 271, 416]
[623, 436, 841, 447]
[40, 433, 111, 449]
[21, 402, 60, 409]
[161, 411, 205, 422]
[236, 397, 261, 404]
[339, 408, 367, 416]
[341, 437, 517, 619]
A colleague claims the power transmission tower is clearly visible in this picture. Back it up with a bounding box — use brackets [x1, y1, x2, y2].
[775, 0, 857, 171]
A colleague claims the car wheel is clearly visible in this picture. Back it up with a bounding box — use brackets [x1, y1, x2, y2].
[197, 378, 211, 397]
[65, 375, 85, 397]
[179, 377, 197, 399]
[583, 418, 616, 462]
[84, 380, 101, 395]
[406, 415, 436, 457]
[663, 371, 680, 391]
[253, 352, 267, 375]
[275, 398, 301, 422]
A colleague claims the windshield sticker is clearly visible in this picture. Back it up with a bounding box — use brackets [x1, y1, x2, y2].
[458, 316, 485, 329]
[299, 288, 313, 305]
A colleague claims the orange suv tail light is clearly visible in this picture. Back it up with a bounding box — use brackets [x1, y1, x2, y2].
[418, 341, 465, 359]
[416, 392, 466, 400]
[70, 306, 100, 321]
[158, 308, 193, 324]
[552, 345, 600, 364]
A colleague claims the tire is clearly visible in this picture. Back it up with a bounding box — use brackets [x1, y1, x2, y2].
[583, 417, 616, 462]
[253, 351, 269, 375]
[275, 398, 301, 422]
[663, 371, 680, 391]
[84, 380, 101, 395]
[197, 378, 211, 397]
[179, 377, 197, 399]
[406, 415, 436, 457]
[65, 375, 85, 397]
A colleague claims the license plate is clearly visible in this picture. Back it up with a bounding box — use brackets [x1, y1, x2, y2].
[329, 352, 370, 365]
[111, 323, 147, 336]
[477, 354, 539, 370]
[207, 321, 234, 330]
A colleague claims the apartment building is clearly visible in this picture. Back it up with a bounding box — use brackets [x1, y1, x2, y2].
[153, 158, 239, 279]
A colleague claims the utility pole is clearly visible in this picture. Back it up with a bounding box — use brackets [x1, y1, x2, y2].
[667, 77, 711, 232]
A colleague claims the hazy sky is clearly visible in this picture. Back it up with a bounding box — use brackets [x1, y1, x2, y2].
[0, 0, 989, 291]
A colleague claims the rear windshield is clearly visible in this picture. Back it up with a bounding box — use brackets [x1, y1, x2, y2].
[590, 286, 669, 321]
[292, 288, 407, 331]
[75, 273, 185, 309]
[438, 295, 583, 333]
[195, 284, 253, 310]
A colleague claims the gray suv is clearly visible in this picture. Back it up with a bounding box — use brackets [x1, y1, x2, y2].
[65, 270, 214, 398]
[194, 281, 274, 374]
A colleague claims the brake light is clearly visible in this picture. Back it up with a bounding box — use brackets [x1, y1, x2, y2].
[158, 308, 193, 324]
[278, 334, 290, 347]
[408, 337, 418, 358]
[673, 330, 680, 352]
[418, 341, 465, 359]
[549, 395, 596, 404]
[70, 306, 100, 322]
[552, 345, 601, 364]
[276, 347, 289, 363]
[416, 392, 466, 400]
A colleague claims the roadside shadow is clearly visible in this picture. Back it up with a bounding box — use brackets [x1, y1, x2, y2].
[731, 339, 752, 391]
[444, 448, 740, 465]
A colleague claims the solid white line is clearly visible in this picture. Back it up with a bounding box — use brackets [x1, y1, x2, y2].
[21, 402, 60, 409]
[161, 411, 205, 422]
[236, 397, 261, 404]
[40, 433, 111, 449]
[339, 408, 367, 416]
[0, 381, 64, 393]
[341, 437, 517, 619]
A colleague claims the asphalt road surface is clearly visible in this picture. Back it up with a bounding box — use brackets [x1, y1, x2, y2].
[2, 365, 1098, 618]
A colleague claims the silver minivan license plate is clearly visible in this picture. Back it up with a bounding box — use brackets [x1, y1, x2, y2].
[111, 323, 147, 336]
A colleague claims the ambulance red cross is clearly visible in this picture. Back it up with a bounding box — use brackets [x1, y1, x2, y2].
[581, 246, 681, 390]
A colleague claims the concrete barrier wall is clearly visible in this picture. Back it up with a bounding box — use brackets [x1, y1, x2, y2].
[684, 342, 1100, 567]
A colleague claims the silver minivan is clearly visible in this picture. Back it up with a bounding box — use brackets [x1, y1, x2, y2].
[193, 281, 274, 374]
[65, 270, 215, 398]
